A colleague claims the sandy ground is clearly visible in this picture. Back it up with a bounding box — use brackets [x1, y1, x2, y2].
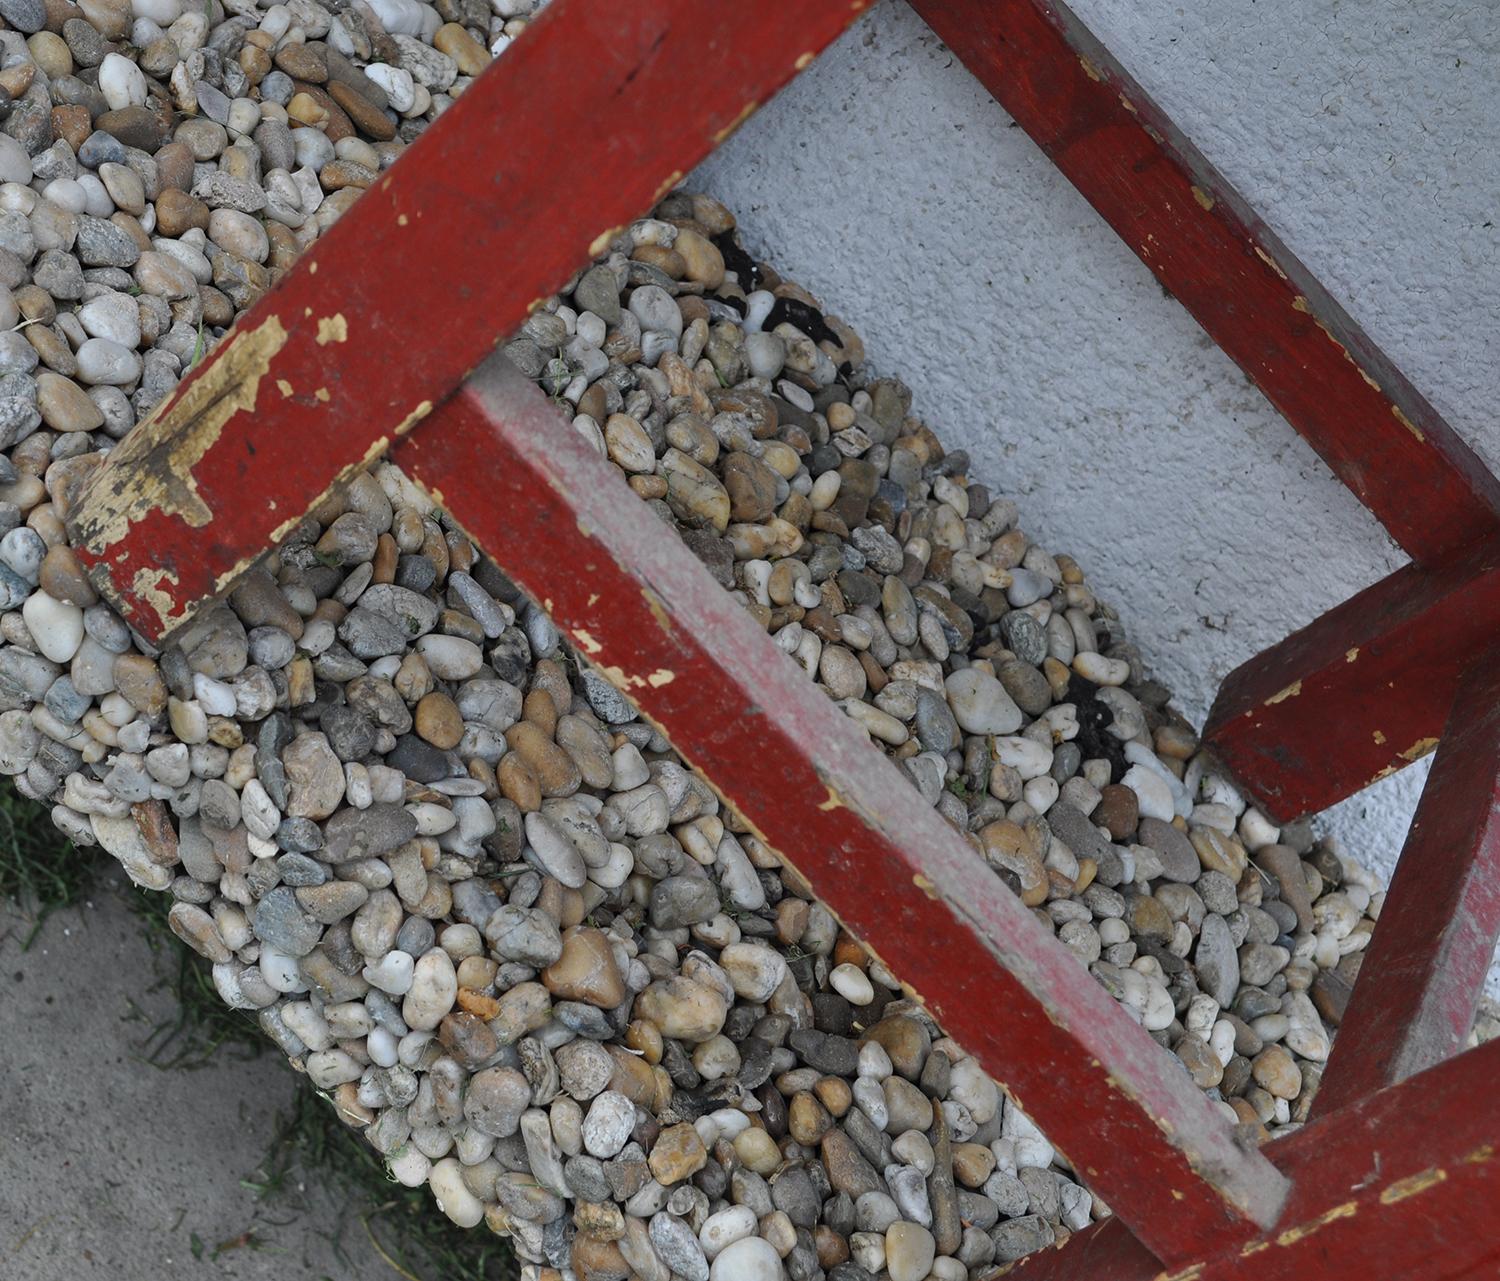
[1, 867, 394, 1281]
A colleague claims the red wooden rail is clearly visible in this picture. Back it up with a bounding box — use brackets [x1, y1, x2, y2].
[1309, 653, 1500, 1118]
[66, 0, 868, 638]
[60, 0, 1500, 1278]
[1203, 536, 1500, 820]
[908, 0, 1500, 568]
[997, 1034, 1500, 1281]
[394, 357, 1289, 1261]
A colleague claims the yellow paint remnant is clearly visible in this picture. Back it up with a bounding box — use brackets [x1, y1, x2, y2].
[587, 593, 599, 607]
[1078, 54, 1103, 81]
[313, 387, 329, 402]
[588, 226, 624, 257]
[1170, 1189, 1184, 1201]
[277, 379, 293, 397]
[571, 628, 603, 655]
[1255, 245, 1288, 279]
[1379, 1167, 1446, 1204]
[795, 51, 815, 70]
[1190, 185, 1214, 211]
[394, 401, 433, 436]
[308, 260, 317, 274]
[1239, 1239, 1271, 1257]
[817, 787, 844, 812]
[1154, 1264, 1203, 1281]
[397, 214, 409, 226]
[1462, 1144, 1494, 1165]
[1373, 730, 1386, 745]
[641, 587, 673, 636]
[131, 567, 183, 626]
[712, 101, 759, 145]
[1119, 93, 1137, 114]
[911, 873, 939, 900]
[75, 313, 289, 553]
[645, 669, 675, 688]
[654, 171, 684, 207]
[1400, 737, 1439, 762]
[1275, 1199, 1357, 1246]
[1264, 680, 1302, 706]
[1392, 404, 1425, 443]
[1346, 647, 1359, 662]
[1368, 764, 1398, 785]
[1292, 295, 1311, 313]
[316, 314, 348, 346]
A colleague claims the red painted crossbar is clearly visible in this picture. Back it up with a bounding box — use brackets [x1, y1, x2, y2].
[391, 355, 1289, 1263]
[65, 0, 867, 641]
[1309, 653, 1500, 1118]
[995, 1034, 1500, 1281]
[908, 0, 1500, 568]
[1203, 535, 1500, 820]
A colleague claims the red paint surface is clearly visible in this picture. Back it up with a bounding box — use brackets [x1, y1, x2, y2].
[66, 0, 867, 641]
[392, 356, 1289, 1265]
[1310, 651, 1500, 1118]
[909, 0, 1500, 565]
[1001, 1037, 1500, 1280]
[1203, 535, 1500, 820]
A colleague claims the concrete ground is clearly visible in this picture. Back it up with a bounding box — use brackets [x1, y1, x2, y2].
[1, 867, 393, 1281]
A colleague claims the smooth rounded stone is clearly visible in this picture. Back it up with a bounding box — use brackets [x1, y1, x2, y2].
[542, 926, 626, 1007]
[253, 886, 322, 957]
[430, 1157, 485, 1228]
[1195, 913, 1240, 1007]
[464, 1066, 531, 1137]
[647, 873, 716, 929]
[98, 52, 147, 110]
[75, 337, 141, 385]
[22, 592, 84, 662]
[884, 1222, 935, 1281]
[402, 948, 457, 1030]
[322, 802, 417, 862]
[524, 809, 586, 888]
[652, 1212, 710, 1281]
[635, 976, 728, 1043]
[481, 902, 560, 966]
[710, 1235, 781, 1281]
[282, 733, 346, 819]
[37, 372, 105, 433]
[1136, 816, 1201, 883]
[720, 942, 789, 1002]
[208, 208, 269, 263]
[944, 666, 1022, 735]
[582, 1090, 636, 1158]
[415, 633, 483, 679]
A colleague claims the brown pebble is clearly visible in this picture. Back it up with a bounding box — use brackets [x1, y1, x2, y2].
[542, 926, 626, 1008]
[37, 543, 96, 606]
[326, 77, 396, 141]
[415, 691, 463, 749]
[1091, 783, 1139, 841]
[155, 187, 211, 236]
[497, 752, 541, 812]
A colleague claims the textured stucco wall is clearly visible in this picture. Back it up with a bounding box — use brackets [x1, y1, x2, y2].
[690, 1, 1497, 928]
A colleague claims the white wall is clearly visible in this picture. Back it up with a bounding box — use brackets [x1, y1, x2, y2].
[692, 1, 1499, 921]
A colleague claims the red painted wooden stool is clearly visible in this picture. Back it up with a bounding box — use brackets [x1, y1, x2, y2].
[63, 3, 1500, 1278]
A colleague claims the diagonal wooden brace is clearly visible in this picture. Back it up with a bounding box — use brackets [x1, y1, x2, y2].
[1309, 650, 1500, 1117]
[1203, 534, 1500, 820]
[388, 355, 1290, 1266]
[986, 1035, 1500, 1281]
[908, 0, 1500, 565]
[62, 0, 869, 641]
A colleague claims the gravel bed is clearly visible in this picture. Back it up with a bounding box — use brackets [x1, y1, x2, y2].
[0, 0, 1468, 1276]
